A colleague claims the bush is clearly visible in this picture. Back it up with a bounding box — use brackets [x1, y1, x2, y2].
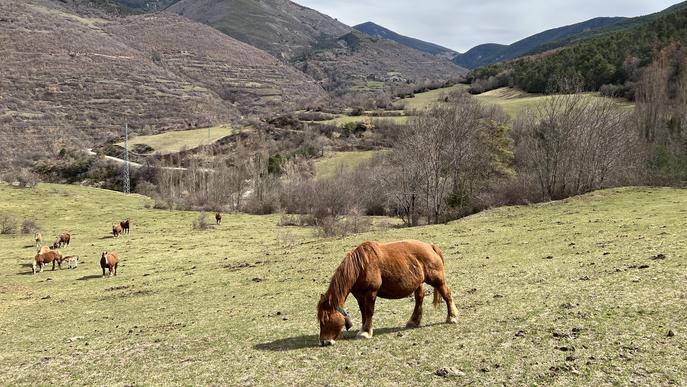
[349, 107, 365, 116]
[316, 211, 372, 238]
[192, 212, 213, 231]
[20, 218, 40, 234]
[0, 214, 17, 235]
[132, 143, 155, 154]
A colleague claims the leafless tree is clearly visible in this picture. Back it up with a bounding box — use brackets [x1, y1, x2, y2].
[514, 94, 638, 200]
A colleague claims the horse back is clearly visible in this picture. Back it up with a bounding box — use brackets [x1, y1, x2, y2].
[362, 240, 445, 298]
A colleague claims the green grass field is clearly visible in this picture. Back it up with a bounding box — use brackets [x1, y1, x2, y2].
[403, 86, 635, 118]
[314, 151, 378, 178]
[473, 88, 635, 118]
[1, 183, 685, 385]
[311, 115, 408, 127]
[119, 126, 234, 154]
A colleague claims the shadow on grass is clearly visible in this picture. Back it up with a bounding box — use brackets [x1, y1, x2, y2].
[99, 235, 114, 240]
[77, 274, 102, 281]
[254, 323, 442, 351]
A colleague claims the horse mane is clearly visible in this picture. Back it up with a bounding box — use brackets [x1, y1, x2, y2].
[324, 241, 379, 307]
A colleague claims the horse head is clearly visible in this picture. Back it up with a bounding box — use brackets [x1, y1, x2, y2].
[317, 293, 352, 346]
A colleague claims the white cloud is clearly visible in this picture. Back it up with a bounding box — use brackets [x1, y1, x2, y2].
[296, 0, 679, 52]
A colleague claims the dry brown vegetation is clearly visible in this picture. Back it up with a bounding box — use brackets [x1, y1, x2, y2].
[0, 0, 327, 166]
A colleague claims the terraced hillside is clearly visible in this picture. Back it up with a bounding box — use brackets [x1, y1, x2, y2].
[0, 0, 327, 166]
[107, 13, 327, 115]
[168, 0, 352, 60]
[166, 0, 466, 94]
[0, 184, 685, 384]
[294, 31, 466, 95]
[0, 1, 236, 156]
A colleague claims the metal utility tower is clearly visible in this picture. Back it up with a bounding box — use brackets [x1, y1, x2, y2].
[123, 123, 130, 194]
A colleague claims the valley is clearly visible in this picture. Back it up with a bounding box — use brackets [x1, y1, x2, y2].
[1, 0, 686, 385]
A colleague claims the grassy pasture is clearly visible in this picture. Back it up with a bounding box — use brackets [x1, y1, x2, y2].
[310, 115, 408, 127]
[314, 151, 379, 178]
[403, 86, 635, 118]
[0, 184, 686, 385]
[118, 126, 234, 154]
[473, 88, 635, 118]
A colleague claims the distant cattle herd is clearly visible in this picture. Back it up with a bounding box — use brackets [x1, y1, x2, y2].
[31, 219, 131, 277]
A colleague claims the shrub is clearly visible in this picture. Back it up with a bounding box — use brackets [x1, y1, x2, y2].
[20, 218, 40, 234]
[192, 212, 213, 231]
[0, 214, 17, 235]
[2, 168, 39, 188]
[349, 107, 365, 116]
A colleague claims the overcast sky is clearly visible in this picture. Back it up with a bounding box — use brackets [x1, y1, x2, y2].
[295, 0, 679, 52]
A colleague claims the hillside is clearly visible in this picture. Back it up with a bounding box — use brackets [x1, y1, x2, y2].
[167, 0, 352, 60]
[467, 2, 687, 93]
[0, 184, 685, 384]
[165, 0, 466, 95]
[106, 13, 328, 115]
[293, 31, 466, 96]
[454, 17, 626, 69]
[354, 22, 458, 60]
[0, 0, 326, 166]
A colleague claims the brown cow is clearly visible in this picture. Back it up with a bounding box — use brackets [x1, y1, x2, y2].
[51, 232, 70, 249]
[112, 223, 123, 238]
[120, 219, 130, 234]
[100, 251, 119, 277]
[33, 250, 63, 274]
[317, 240, 458, 346]
[215, 213, 222, 225]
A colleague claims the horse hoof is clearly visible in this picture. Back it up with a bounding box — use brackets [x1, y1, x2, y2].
[405, 321, 420, 329]
[446, 317, 458, 324]
[357, 331, 372, 339]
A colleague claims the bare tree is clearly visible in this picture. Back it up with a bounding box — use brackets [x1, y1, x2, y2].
[514, 94, 638, 200]
[387, 90, 513, 224]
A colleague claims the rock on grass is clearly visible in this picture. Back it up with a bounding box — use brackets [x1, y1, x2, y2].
[435, 367, 465, 377]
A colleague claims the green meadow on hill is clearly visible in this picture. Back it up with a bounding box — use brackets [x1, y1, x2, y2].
[402, 85, 634, 117]
[117, 126, 235, 155]
[1, 184, 685, 384]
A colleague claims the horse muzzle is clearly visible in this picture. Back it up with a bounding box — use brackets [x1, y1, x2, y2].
[319, 339, 335, 347]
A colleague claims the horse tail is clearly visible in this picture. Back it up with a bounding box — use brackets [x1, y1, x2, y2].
[431, 244, 445, 265]
[432, 244, 445, 308]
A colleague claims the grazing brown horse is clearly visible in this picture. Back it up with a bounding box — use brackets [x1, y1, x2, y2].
[317, 240, 458, 346]
[100, 251, 119, 277]
[112, 223, 123, 238]
[215, 213, 222, 225]
[51, 232, 70, 249]
[33, 250, 63, 274]
[120, 219, 130, 234]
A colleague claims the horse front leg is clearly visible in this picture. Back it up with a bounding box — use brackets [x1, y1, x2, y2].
[352, 293, 366, 337]
[406, 285, 425, 328]
[357, 292, 377, 339]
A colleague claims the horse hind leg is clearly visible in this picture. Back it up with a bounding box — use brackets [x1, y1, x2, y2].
[406, 285, 425, 328]
[434, 283, 458, 324]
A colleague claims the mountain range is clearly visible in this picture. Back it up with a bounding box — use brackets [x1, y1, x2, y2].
[354, 22, 458, 61]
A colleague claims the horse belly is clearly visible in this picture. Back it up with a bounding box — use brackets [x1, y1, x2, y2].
[377, 273, 423, 299]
